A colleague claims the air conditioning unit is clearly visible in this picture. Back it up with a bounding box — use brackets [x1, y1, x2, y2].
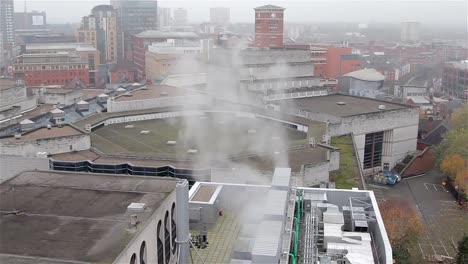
[85, 124, 91, 132]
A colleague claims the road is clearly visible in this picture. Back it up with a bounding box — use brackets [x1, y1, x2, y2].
[368, 170, 467, 261]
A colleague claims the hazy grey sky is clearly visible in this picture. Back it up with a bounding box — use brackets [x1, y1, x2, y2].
[15, 0, 468, 26]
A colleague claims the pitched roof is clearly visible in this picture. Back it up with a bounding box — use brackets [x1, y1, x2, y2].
[420, 122, 450, 145]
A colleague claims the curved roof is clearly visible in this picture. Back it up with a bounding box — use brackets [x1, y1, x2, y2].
[343, 68, 385, 82]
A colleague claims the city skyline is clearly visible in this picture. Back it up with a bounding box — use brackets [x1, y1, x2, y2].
[13, 0, 468, 26]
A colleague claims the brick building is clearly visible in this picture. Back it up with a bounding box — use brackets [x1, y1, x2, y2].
[108, 60, 137, 84]
[13, 53, 89, 87]
[254, 5, 285, 48]
[442, 61, 468, 98]
[132, 31, 200, 80]
[23, 43, 99, 85]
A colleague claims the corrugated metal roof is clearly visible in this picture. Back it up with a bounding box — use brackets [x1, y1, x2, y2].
[263, 190, 288, 218]
[271, 168, 291, 189]
[251, 220, 283, 258]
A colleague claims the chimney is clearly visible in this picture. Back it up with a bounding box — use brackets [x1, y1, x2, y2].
[176, 180, 190, 264]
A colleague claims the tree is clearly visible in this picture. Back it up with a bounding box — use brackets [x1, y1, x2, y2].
[380, 198, 424, 264]
[457, 235, 468, 264]
[451, 103, 468, 130]
[441, 154, 465, 176]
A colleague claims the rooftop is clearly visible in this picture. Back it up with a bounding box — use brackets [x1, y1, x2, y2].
[25, 43, 97, 52]
[114, 85, 185, 102]
[342, 68, 385, 82]
[1, 125, 83, 142]
[0, 79, 18, 91]
[0, 171, 177, 263]
[254, 5, 285, 10]
[135, 30, 200, 39]
[43, 88, 79, 95]
[284, 94, 411, 117]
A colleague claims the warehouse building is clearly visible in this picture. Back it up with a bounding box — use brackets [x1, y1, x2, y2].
[276, 93, 419, 172]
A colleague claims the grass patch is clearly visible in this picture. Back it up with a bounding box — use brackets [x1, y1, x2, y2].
[330, 135, 358, 189]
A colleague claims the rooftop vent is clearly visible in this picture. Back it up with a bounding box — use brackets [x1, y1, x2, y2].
[127, 202, 146, 212]
[47, 124, 52, 130]
[378, 104, 386, 110]
[167, 141, 177, 145]
[187, 149, 198, 154]
[140, 130, 150, 134]
[140, 86, 148, 90]
[337, 101, 346, 105]
[123, 92, 132, 97]
[14, 133, 22, 139]
[125, 124, 134, 129]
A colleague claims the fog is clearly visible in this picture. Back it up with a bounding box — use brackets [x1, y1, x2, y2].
[15, 0, 468, 27]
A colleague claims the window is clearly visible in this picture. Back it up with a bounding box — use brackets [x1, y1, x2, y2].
[130, 253, 136, 264]
[139, 241, 147, 264]
[363, 131, 384, 169]
[164, 212, 170, 264]
[171, 203, 176, 254]
[157, 221, 164, 264]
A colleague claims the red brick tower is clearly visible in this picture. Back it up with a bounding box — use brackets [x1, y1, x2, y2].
[254, 5, 285, 48]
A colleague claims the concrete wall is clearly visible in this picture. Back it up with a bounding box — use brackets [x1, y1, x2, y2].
[303, 162, 330, 186]
[0, 155, 50, 183]
[107, 95, 212, 113]
[113, 190, 178, 264]
[334, 108, 419, 169]
[0, 134, 90, 157]
[41, 91, 83, 105]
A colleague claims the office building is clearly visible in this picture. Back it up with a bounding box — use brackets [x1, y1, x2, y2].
[132, 30, 200, 79]
[14, 11, 47, 30]
[77, 5, 118, 63]
[210, 7, 230, 26]
[0, 0, 15, 49]
[145, 39, 203, 81]
[158, 7, 172, 30]
[173, 8, 188, 26]
[401, 20, 419, 43]
[111, 0, 158, 59]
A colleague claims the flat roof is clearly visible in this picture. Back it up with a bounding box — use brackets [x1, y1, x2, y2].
[26, 43, 97, 52]
[0, 79, 18, 91]
[44, 88, 79, 95]
[135, 30, 200, 39]
[1, 125, 83, 142]
[284, 94, 411, 117]
[114, 85, 185, 102]
[0, 171, 177, 263]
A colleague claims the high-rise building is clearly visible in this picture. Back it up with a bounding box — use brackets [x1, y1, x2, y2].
[254, 5, 285, 48]
[173, 8, 188, 26]
[77, 5, 118, 63]
[210, 7, 230, 26]
[0, 0, 15, 49]
[111, 0, 158, 59]
[401, 20, 419, 43]
[14, 11, 47, 30]
[158, 7, 171, 30]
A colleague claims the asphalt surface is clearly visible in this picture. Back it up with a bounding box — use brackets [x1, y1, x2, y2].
[368, 170, 467, 261]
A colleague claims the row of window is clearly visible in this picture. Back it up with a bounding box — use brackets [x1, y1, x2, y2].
[129, 203, 177, 264]
[14, 64, 88, 71]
